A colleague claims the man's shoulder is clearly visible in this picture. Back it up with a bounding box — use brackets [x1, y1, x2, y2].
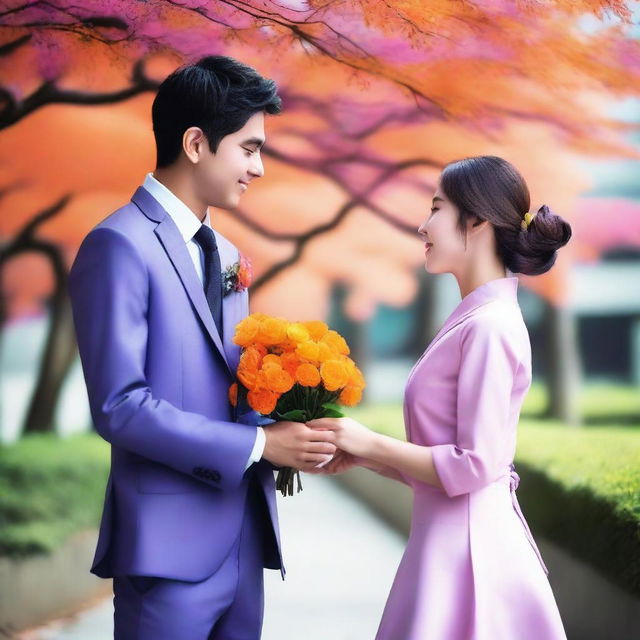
[72, 197, 154, 273]
[92, 198, 151, 236]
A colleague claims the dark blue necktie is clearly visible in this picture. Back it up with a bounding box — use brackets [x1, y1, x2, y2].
[194, 225, 223, 339]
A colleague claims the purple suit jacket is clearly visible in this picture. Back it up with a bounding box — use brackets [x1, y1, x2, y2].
[69, 186, 283, 581]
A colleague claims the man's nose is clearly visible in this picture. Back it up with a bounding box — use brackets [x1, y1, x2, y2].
[250, 154, 264, 178]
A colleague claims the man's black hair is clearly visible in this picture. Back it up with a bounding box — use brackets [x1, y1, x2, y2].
[152, 55, 282, 168]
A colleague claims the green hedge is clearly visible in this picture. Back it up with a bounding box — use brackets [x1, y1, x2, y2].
[0, 434, 110, 557]
[516, 421, 640, 597]
[346, 400, 640, 598]
[2, 383, 638, 598]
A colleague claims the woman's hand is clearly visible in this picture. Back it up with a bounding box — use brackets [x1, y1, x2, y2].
[308, 448, 363, 475]
[306, 417, 377, 459]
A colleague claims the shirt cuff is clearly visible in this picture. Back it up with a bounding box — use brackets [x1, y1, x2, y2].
[243, 426, 266, 471]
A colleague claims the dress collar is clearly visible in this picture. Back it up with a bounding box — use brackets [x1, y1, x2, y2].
[434, 276, 520, 343]
[452, 276, 519, 319]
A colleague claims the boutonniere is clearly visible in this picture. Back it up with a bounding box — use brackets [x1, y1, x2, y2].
[222, 254, 253, 297]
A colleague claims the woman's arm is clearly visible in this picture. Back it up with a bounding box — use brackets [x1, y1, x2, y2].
[355, 454, 414, 485]
[366, 432, 443, 488]
[307, 418, 443, 489]
[312, 315, 520, 496]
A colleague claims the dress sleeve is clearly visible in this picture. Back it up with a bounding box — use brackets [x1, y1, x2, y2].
[430, 316, 520, 497]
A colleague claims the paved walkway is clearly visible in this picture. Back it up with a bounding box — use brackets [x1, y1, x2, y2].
[19, 475, 406, 640]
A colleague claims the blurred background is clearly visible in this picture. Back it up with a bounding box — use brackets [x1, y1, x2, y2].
[1, 1, 639, 639]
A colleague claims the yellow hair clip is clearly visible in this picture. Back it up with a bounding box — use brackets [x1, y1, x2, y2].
[521, 211, 536, 231]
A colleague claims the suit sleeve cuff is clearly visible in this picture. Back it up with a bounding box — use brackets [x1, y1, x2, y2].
[243, 427, 266, 471]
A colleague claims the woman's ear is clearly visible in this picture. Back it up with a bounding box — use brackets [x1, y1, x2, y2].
[468, 216, 487, 233]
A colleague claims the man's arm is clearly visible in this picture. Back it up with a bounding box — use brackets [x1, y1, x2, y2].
[69, 227, 259, 491]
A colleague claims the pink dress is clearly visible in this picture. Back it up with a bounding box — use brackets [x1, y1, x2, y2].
[376, 277, 567, 640]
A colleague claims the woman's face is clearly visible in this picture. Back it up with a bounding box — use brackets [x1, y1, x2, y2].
[418, 186, 468, 275]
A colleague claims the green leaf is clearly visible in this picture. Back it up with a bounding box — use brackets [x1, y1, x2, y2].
[277, 409, 308, 422]
[320, 402, 344, 418]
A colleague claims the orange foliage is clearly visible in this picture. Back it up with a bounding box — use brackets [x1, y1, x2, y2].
[1, 0, 638, 318]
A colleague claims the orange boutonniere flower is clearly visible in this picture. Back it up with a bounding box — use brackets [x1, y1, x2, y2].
[222, 254, 253, 297]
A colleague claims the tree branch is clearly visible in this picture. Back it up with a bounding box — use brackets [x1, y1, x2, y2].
[0, 59, 158, 130]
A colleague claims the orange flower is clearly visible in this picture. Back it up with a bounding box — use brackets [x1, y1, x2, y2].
[321, 330, 350, 355]
[296, 340, 320, 362]
[233, 315, 260, 347]
[317, 342, 335, 362]
[287, 322, 311, 343]
[320, 360, 349, 391]
[339, 385, 362, 406]
[262, 354, 282, 368]
[255, 343, 268, 358]
[257, 317, 289, 346]
[296, 363, 321, 387]
[280, 352, 301, 377]
[237, 346, 264, 389]
[247, 388, 279, 414]
[254, 369, 269, 390]
[304, 321, 329, 340]
[344, 358, 366, 388]
[263, 365, 295, 393]
[237, 255, 253, 289]
[271, 338, 298, 355]
[228, 382, 238, 407]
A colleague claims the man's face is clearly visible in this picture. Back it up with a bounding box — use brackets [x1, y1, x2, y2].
[193, 111, 265, 210]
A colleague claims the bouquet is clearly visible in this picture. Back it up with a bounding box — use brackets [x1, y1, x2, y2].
[229, 313, 366, 496]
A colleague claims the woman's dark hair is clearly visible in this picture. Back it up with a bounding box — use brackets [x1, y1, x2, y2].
[439, 156, 572, 276]
[152, 55, 282, 168]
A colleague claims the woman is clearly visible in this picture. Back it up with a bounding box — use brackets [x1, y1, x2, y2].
[309, 156, 570, 640]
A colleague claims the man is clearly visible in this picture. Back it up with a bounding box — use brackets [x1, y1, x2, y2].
[69, 55, 336, 640]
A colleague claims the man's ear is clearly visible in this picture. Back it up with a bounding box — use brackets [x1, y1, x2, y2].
[182, 127, 206, 164]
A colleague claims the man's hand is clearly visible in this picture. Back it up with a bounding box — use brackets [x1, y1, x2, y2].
[262, 421, 336, 471]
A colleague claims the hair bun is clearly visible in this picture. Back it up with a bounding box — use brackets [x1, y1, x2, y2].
[508, 205, 572, 275]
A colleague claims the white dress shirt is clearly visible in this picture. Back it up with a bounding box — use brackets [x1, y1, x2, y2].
[143, 173, 265, 470]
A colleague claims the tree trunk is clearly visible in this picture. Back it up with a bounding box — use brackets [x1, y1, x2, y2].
[407, 270, 439, 359]
[544, 301, 582, 426]
[0, 196, 76, 435]
[22, 245, 77, 433]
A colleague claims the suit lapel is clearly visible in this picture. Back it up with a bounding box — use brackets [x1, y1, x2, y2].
[131, 188, 232, 375]
[214, 231, 243, 373]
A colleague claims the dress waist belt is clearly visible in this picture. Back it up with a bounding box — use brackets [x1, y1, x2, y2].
[509, 463, 549, 575]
